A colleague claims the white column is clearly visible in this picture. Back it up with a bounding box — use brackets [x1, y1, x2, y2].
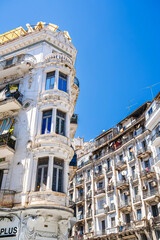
[65, 113, 70, 138]
[1, 169, 9, 189]
[51, 108, 57, 133]
[31, 159, 38, 191]
[47, 156, 53, 190]
[67, 74, 71, 95]
[54, 69, 59, 90]
[37, 110, 42, 135]
[63, 161, 69, 194]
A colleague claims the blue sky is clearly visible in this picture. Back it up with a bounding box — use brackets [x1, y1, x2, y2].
[1, 0, 160, 141]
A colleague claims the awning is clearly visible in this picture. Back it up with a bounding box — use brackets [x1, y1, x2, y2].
[0, 117, 14, 135]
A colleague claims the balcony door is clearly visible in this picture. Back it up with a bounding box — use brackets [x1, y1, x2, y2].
[36, 158, 48, 191]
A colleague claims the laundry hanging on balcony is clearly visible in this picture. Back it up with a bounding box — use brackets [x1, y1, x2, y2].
[0, 88, 7, 101]
[0, 117, 14, 135]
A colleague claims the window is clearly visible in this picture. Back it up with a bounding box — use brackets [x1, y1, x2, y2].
[98, 181, 103, 188]
[56, 110, 65, 136]
[87, 170, 90, 178]
[119, 154, 123, 161]
[134, 186, 138, 196]
[128, 146, 133, 159]
[137, 209, 142, 221]
[58, 72, 67, 92]
[107, 134, 112, 140]
[36, 158, 48, 191]
[0, 170, 3, 190]
[151, 205, 159, 217]
[125, 213, 130, 224]
[144, 160, 150, 170]
[98, 165, 102, 172]
[52, 158, 63, 192]
[131, 166, 135, 177]
[88, 221, 92, 233]
[111, 217, 115, 227]
[101, 220, 105, 232]
[148, 107, 153, 116]
[41, 110, 52, 134]
[45, 72, 55, 90]
[0, 158, 5, 163]
[5, 58, 13, 67]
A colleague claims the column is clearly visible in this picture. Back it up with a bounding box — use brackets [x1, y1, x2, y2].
[37, 110, 42, 135]
[63, 161, 69, 194]
[47, 156, 53, 190]
[65, 113, 70, 138]
[31, 159, 38, 191]
[54, 69, 59, 90]
[1, 169, 9, 189]
[51, 108, 57, 133]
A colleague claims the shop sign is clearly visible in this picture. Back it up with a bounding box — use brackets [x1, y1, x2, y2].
[0, 215, 19, 239]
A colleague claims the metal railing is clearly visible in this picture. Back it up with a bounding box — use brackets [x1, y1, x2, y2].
[95, 187, 105, 195]
[117, 179, 129, 188]
[74, 77, 79, 88]
[95, 208, 105, 215]
[133, 194, 141, 203]
[71, 114, 78, 124]
[115, 160, 126, 169]
[119, 199, 131, 208]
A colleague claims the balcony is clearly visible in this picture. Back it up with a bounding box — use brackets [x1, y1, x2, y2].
[74, 77, 79, 88]
[117, 179, 129, 189]
[0, 190, 15, 208]
[145, 103, 160, 131]
[95, 208, 105, 215]
[86, 210, 92, 218]
[133, 194, 141, 203]
[137, 146, 151, 158]
[94, 170, 104, 179]
[152, 130, 160, 146]
[106, 227, 118, 235]
[143, 188, 159, 201]
[95, 187, 105, 196]
[105, 203, 116, 213]
[45, 52, 73, 68]
[153, 215, 160, 225]
[69, 200, 75, 208]
[0, 88, 23, 113]
[0, 54, 36, 80]
[107, 184, 114, 192]
[141, 168, 155, 179]
[130, 173, 138, 182]
[75, 179, 83, 186]
[119, 199, 132, 212]
[115, 160, 127, 170]
[77, 214, 84, 221]
[70, 114, 78, 139]
[134, 219, 148, 229]
[75, 194, 84, 203]
[95, 230, 106, 236]
[0, 133, 16, 158]
[119, 222, 134, 232]
[154, 153, 160, 166]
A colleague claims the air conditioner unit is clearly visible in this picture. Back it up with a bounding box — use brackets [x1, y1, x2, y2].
[143, 185, 148, 191]
[151, 181, 157, 187]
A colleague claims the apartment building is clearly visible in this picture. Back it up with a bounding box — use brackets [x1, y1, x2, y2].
[69, 98, 160, 240]
[0, 21, 79, 239]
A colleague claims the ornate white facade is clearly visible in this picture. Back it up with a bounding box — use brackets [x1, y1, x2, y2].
[0, 21, 79, 239]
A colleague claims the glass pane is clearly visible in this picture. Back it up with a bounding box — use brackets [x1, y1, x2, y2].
[36, 168, 42, 191]
[57, 110, 65, 118]
[58, 169, 63, 192]
[43, 167, 48, 187]
[38, 158, 48, 166]
[61, 119, 65, 135]
[50, 76, 55, 89]
[47, 117, 52, 133]
[41, 118, 46, 134]
[43, 110, 52, 117]
[62, 79, 67, 92]
[58, 77, 62, 91]
[56, 117, 59, 134]
[0, 170, 3, 190]
[52, 168, 57, 191]
[45, 78, 50, 90]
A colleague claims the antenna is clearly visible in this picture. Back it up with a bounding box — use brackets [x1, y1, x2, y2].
[144, 82, 160, 100]
[126, 100, 137, 112]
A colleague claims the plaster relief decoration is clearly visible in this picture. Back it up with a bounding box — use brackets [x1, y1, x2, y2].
[20, 216, 37, 240]
[58, 220, 70, 240]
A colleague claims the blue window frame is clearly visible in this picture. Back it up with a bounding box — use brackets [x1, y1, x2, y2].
[41, 110, 52, 134]
[45, 72, 55, 90]
[58, 72, 67, 92]
[56, 110, 65, 136]
[137, 209, 142, 221]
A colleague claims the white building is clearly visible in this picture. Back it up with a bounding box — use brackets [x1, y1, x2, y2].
[69, 100, 160, 240]
[0, 21, 79, 239]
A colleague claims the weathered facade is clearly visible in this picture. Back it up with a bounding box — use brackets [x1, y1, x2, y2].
[0, 21, 79, 239]
[69, 98, 160, 240]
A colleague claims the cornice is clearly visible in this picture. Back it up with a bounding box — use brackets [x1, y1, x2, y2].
[0, 29, 77, 63]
